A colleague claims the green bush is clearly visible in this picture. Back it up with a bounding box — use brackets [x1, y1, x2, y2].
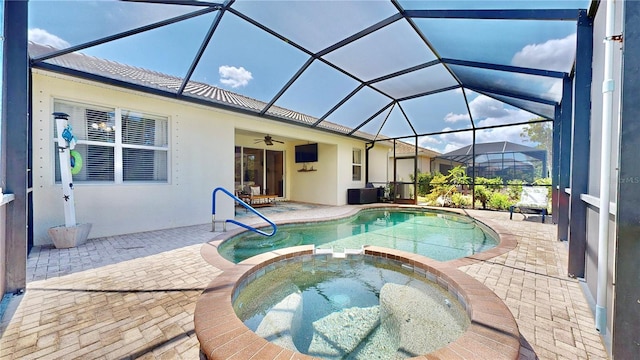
[472, 177, 503, 209]
[451, 193, 471, 208]
[427, 172, 453, 204]
[507, 179, 525, 202]
[448, 166, 470, 185]
[410, 172, 434, 196]
[488, 192, 511, 210]
[474, 185, 491, 209]
[533, 177, 551, 186]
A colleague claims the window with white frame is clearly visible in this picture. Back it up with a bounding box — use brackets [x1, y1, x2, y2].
[54, 99, 169, 183]
[352, 148, 362, 181]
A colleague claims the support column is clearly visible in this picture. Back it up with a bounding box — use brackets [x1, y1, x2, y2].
[3, 0, 29, 294]
[558, 76, 573, 240]
[613, 1, 640, 357]
[552, 105, 561, 224]
[567, 9, 593, 278]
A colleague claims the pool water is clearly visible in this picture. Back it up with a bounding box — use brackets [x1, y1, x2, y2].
[219, 209, 498, 263]
[233, 255, 470, 359]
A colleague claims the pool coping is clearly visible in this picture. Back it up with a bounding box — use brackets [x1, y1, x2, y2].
[196, 205, 521, 359]
[195, 245, 520, 359]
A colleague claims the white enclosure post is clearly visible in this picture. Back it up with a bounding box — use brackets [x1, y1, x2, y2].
[54, 113, 77, 227]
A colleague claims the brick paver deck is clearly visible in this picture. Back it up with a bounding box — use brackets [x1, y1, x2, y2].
[0, 204, 609, 359]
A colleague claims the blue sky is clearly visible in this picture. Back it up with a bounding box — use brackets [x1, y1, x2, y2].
[26, 0, 583, 154]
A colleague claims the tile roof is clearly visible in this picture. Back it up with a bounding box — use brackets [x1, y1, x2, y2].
[29, 42, 438, 155]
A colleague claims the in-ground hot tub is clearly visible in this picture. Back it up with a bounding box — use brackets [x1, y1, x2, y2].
[233, 253, 470, 358]
[195, 246, 521, 359]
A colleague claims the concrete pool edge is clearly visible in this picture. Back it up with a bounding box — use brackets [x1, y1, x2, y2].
[194, 246, 521, 359]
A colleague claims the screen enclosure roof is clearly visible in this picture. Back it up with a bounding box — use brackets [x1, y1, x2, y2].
[27, 0, 590, 146]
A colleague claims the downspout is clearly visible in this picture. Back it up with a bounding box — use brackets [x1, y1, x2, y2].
[595, 0, 616, 335]
[365, 141, 375, 185]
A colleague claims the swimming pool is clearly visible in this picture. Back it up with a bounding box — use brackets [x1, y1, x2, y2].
[218, 208, 499, 263]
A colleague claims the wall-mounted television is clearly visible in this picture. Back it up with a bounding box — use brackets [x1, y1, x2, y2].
[295, 143, 318, 163]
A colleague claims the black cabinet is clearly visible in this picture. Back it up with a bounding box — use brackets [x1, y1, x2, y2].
[347, 188, 378, 204]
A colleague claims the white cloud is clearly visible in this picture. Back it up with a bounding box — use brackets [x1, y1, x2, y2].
[28, 28, 70, 49]
[418, 136, 443, 153]
[546, 79, 563, 100]
[475, 108, 532, 128]
[441, 95, 510, 126]
[419, 136, 441, 145]
[219, 65, 252, 88]
[429, 95, 539, 154]
[439, 130, 472, 154]
[512, 33, 576, 72]
[470, 95, 510, 119]
[444, 112, 469, 123]
[436, 123, 530, 155]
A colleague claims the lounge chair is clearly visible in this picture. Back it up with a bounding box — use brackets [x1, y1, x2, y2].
[509, 186, 549, 223]
[239, 185, 276, 207]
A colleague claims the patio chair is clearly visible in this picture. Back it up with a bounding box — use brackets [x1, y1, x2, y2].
[240, 185, 276, 207]
[509, 186, 549, 223]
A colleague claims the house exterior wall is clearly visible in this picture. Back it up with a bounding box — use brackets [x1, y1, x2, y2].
[235, 125, 379, 205]
[32, 72, 236, 245]
[583, 0, 623, 342]
[31, 71, 381, 246]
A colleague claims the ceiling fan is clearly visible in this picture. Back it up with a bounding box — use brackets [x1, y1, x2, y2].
[254, 135, 284, 146]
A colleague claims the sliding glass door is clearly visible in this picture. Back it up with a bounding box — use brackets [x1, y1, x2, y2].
[235, 146, 284, 197]
[266, 150, 284, 197]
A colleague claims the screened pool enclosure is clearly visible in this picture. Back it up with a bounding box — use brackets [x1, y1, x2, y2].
[22, 0, 585, 207]
[6, 2, 640, 358]
[437, 141, 548, 183]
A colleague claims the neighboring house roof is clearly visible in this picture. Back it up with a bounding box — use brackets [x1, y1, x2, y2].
[28, 42, 374, 141]
[390, 141, 440, 158]
[437, 141, 546, 163]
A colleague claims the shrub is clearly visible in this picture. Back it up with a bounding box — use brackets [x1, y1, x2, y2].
[451, 193, 471, 208]
[427, 172, 454, 204]
[410, 172, 434, 196]
[472, 177, 503, 209]
[507, 179, 525, 202]
[488, 192, 511, 210]
[533, 177, 551, 186]
[449, 166, 470, 186]
[474, 185, 491, 209]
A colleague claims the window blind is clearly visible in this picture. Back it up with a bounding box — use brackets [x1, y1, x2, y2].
[53, 99, 169, 183]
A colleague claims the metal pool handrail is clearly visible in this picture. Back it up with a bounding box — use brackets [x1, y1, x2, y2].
[211, 187, 277, 237]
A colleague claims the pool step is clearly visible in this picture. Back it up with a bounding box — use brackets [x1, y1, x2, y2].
[315, 247, 363, 258]
[307, 305, 380, 358]
[255, 290, 303, 353]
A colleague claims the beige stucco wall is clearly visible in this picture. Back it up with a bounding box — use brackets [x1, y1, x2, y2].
[32, 71, 387, 245]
